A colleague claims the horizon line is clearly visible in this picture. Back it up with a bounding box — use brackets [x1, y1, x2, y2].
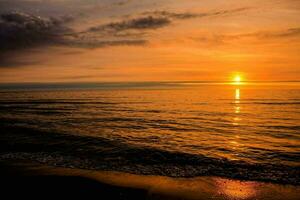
[0, 80, 300, 85]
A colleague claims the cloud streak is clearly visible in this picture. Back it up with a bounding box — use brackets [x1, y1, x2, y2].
[89, 16, 171, 33]
[85, 7, 251, 40]
[227, 27, 300, 40]
[191, 27, 300, 46]
[258, 27, 300, 39]
[62, 39, 147, 49]
[143, 7, 250, 20]
[89, 7, 251, 33]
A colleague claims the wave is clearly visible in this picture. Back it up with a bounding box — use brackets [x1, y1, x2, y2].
[0, 125, 299, 185]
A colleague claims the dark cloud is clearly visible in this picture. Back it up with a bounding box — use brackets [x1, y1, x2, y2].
[89, 16, 171, 33]
[0, 12, 71, 51]
[143, 11, 199, 19]
[0, 11, 146, 54]
[62, 39, 147, 49]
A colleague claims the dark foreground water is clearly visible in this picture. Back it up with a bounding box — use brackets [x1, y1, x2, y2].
[0, 82, 299, 184]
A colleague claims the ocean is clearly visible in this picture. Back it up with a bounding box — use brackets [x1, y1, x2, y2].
[0, 82, 299, 184]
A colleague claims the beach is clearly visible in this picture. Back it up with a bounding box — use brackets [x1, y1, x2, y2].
[1, 159, 299, 200]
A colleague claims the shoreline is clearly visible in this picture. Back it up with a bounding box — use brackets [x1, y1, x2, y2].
[1, 159, 299, 200]
[1, 125, 299, 185]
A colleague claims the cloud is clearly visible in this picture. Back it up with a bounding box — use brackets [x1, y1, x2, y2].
[191, 27, 300, 45]
[0, 12, 71, 51]
[0, 7, 251, 57]
[226, 27, 300, 40]
[0, 7, 251, 52]
[88, 16, 171, 33]
[259, 27, 300, 38]
[142, 7, 250, 20]
[142, 11, 198, 20]
[87, 7, 250, 36]
[0, 56, 41, 68]
[62, 39, 147, 49]
[113, 0, 132, 7]
[0, 11, 147, 54]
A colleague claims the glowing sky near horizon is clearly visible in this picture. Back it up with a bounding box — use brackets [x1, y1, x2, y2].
[0, 0, 300, 82]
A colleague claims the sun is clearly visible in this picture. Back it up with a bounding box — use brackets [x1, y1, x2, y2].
[234, 75, 241, 83]
[231, 74, 243, 85]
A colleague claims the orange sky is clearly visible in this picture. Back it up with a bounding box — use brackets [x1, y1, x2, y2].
[0, 0, 299, 82]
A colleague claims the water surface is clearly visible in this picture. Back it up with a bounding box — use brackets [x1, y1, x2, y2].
[0, 82, 299, 184]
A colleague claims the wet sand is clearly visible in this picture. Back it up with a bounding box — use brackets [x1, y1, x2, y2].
[0, 159, 299, 200]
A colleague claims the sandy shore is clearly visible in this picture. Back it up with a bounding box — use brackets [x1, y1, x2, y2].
[0, 159, 299, 200]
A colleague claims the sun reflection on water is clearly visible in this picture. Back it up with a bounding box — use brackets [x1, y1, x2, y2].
[228, 87, 244, 159]
[214, 178, 258, 199]
[235, 106, 240, 114]
[233, 88, 241, 125]
[235, 88, 240, 103]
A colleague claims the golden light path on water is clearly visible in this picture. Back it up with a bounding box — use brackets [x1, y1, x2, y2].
[221, 83, 257, 200]
[214, 177, 258, 199]
[229, 79, 243, 161]
[234, 88, 241, 123]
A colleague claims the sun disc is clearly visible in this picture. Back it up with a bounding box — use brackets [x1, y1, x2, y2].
[234, 75, 241, 83]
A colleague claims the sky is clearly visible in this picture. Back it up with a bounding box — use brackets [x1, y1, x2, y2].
[0, 0, 300, 83]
